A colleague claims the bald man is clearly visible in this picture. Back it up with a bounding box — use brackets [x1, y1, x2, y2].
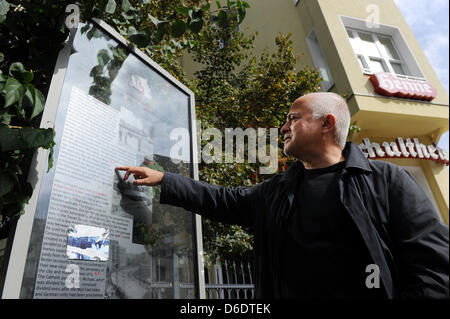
[117, 93, 449, 299]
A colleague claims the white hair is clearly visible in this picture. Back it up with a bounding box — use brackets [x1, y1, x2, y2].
[304, 92, 351, 149]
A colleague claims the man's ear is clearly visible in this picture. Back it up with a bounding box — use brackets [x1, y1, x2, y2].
[322, 114, 336, 129]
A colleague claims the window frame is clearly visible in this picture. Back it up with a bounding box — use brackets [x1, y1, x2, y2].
[346, 27, 411, 77]
[305, 28, 335, 92]
[340, 15, 426, 81]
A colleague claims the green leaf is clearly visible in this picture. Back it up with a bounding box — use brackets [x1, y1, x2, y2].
[97, 49, 111, 66]
[201, 3, 211, 11]
[8, 62, 25, 78]
[0, 171, 14, 197]
[155, 23, 166, 43]
[24, 84, 46, 120]
[47, 142, 55, 172]
[21, 71, 34, 83]
[216, 0, 221, 9]
[127, 26, 137, 35]
[0, 0, 9, 16]
[121, 0, 131, 12]
[0, 127, 26, 151]
[148, 14, 159, 26]
[0, 111, 13, 125]
[0, 127, 54, 151]
[80, 24, 91, 35]
[121, 11, 134, 21]
[128, 30, 150, 47]
[89, 65, 104, 78]
[9, 62, 33, 83]
[227, 0, 236, 8]
[0, 0, 7, 24]
[191, 8, 203, 20]
[3, 77, 25, 108]
[238, 7, 246, 24]
[23, 182, 33, 202]
[175, 6, 191, 16]
[188, 19, 203, 34]
[21, 127, 55, 149]
[0, 52, 4, 63]
[170, 20, 187, 38]
[218, 11, 228, 28]
[105, 0, 116, 14]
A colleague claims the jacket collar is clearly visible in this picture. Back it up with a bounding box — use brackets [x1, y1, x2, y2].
[342, 141, 373, 173]
[279, 141, 372, 185]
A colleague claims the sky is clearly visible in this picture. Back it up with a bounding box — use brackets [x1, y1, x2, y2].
[393, 0, 449, 152]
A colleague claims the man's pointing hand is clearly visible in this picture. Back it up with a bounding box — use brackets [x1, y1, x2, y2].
[115, 166, 164, 186]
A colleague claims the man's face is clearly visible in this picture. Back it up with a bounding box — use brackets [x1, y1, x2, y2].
[281, 96, 323, 159]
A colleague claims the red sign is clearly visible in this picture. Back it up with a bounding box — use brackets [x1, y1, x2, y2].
[369, 72, 437, 101]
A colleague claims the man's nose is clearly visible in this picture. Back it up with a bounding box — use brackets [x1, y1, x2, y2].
[281, 121, 290, 134]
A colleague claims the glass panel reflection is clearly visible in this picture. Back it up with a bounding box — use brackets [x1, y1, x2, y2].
[369, 58, 387, 73]
[391, 62, 406, 75]
[378, 36, 400, 60]
[358, 32, 381, 57]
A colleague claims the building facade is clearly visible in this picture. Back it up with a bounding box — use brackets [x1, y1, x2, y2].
[184, 0, 449, 224]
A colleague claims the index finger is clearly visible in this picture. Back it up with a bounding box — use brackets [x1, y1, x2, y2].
[116, 166, 134, 181]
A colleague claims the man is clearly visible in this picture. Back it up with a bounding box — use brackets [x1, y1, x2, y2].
[117, 92, 449, 299]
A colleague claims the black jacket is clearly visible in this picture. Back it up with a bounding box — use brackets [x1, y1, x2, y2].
[160, 142, 449, 299]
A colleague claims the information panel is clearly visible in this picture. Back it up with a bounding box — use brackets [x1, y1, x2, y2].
[19, 21, 197, 299]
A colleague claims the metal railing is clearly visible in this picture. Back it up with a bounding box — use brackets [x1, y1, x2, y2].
[204, 260, 255, 299]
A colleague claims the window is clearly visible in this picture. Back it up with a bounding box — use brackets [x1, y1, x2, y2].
[306, 29, 334, 91]
[340, 15, 425, 80]
[346, 27, 410, 76]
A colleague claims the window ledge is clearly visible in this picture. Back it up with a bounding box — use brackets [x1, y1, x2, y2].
[363, 70, 427, 82]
